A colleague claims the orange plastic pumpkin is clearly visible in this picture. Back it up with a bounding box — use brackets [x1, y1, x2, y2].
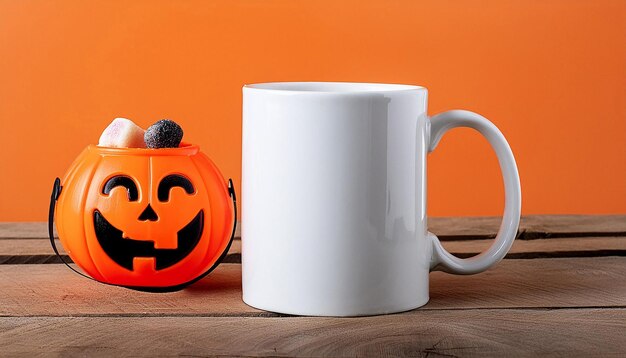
[53, 144, 235, 290]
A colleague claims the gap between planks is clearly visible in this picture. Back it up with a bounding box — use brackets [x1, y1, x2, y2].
[2, 236, 625, 264]
[2, 215, 625, 240]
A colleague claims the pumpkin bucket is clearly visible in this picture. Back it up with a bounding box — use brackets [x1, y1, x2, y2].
[48, 143, 236, 291]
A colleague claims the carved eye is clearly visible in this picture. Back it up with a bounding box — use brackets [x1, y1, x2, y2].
[102, 175, 139, 201]
[158, 174, 195, 202]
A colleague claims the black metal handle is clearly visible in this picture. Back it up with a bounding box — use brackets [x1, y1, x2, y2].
[48, 177, 93, 280]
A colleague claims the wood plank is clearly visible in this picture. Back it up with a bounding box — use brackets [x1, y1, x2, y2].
[0, 222, 55, 239]
[3, 215, 625, 240]
[429, 214, 626, 239]
[1, 258, 624, 317]
[2, 236, 624, 264]
[521, 215, 626, 238]
[427, 257, 626, 310]
[1, 309, 625, 356]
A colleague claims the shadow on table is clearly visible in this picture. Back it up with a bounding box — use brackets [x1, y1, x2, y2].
[183, 268, 242, 294]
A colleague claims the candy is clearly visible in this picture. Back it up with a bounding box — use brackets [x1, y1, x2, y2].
[98, 118, 146, 148]
[144, 119, 184, 148]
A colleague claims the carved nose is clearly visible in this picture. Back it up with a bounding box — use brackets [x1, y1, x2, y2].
[138, 204, 158, 221]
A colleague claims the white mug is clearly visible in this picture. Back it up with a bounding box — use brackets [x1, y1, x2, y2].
[241, 82, 521, 316]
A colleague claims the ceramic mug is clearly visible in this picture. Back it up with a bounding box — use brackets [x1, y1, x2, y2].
[241, 82, 521, 316]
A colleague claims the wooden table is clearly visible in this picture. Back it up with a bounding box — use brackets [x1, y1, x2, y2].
[1, 215, 625, 356]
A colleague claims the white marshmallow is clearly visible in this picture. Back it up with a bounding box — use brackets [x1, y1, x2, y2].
[98, 118, 146, 148]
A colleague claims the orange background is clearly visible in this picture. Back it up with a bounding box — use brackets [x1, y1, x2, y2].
[1, 0, 625, 221]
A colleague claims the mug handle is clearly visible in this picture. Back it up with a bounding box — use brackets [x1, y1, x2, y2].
[427, 110, 521, 274]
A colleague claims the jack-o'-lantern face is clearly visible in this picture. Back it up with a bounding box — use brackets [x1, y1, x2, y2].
[55, 144, 235, 289]
[94, 173, 203, 271]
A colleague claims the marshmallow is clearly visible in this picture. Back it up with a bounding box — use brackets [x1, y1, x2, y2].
[98, 118, 146, 148]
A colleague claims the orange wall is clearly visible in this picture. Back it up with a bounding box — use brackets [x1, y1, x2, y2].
[1, 0, 625, 221]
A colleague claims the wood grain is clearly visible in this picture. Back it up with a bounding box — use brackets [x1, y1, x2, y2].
[1, 258, 624, 317]
[1, 309, 624, 357]
[429, 215, 626, 239]
[521, 215, 626, 238]
[3, 215, 624, 240]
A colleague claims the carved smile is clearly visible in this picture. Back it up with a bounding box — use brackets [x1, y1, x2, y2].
[93, 210, 204, 271]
